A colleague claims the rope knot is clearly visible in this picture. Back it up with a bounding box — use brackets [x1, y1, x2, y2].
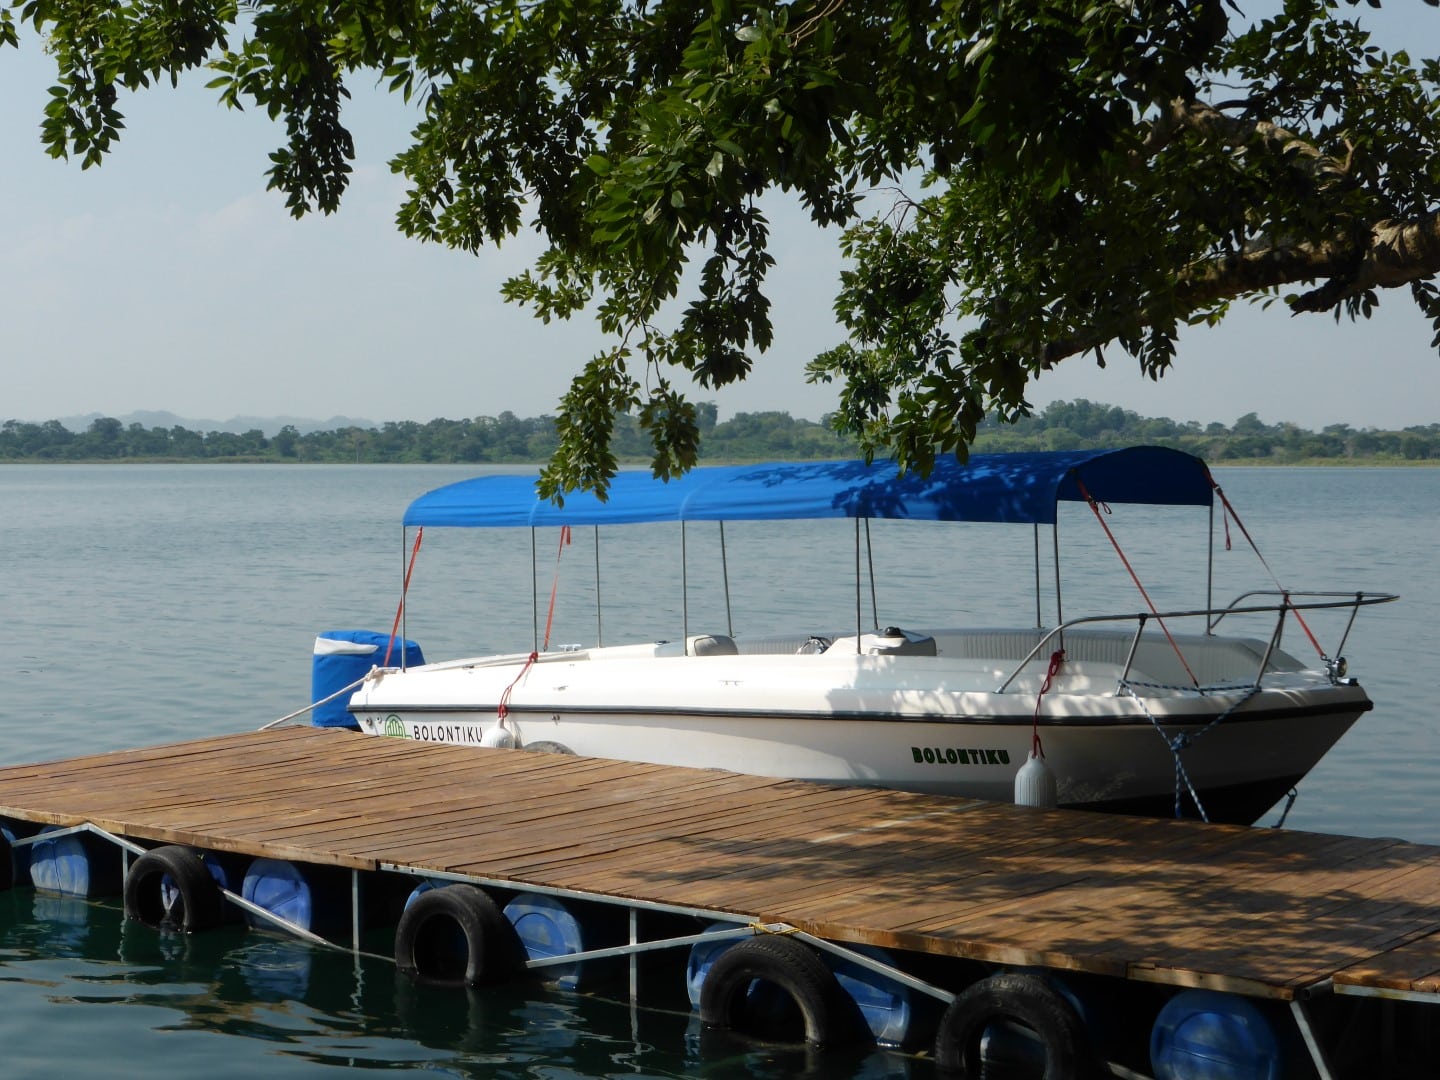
[497, 650, 540, 720]
[1030, 649, 1065, 758]
[1169, 733, 1191, 753]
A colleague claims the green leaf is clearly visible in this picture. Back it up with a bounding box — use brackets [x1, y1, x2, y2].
[964, 36, 994, 66]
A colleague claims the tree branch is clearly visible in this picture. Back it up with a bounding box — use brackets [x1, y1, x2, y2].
[1040, 209, 1440, 367]
[1176, 212, 1440, 310]
[1143, 96, 1352, 183]
[1288, 213, 1440, 311]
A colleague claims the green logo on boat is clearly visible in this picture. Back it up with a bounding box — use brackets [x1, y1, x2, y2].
[381, 715, 408, 738]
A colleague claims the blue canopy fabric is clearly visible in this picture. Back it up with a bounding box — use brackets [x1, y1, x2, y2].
[403, 447, 1214, 529]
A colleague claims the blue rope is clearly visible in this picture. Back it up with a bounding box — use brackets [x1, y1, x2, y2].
[1271, 787, 1300, 829]
[1120, 681, 1263, 822]
[1122, 678, 1257, 695]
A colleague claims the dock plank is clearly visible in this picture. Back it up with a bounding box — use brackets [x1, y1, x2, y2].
[2, 726, 1440, 1001]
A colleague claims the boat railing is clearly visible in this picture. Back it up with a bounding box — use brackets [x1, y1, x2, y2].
[995, 591, 1398, 695]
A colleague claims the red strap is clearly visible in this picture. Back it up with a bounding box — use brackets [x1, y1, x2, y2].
[497, 651, 538, 721]
[542, 525, 572, 652]
[1076, 476, 1200, 688]
[499, 526, 572, 720]
[383, 527, 424, 667]
[1030, 649, 1065, 757]
[1205, 470, 1326, 659]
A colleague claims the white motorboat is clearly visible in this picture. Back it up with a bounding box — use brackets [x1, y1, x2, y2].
[329, 448, 1394, 825]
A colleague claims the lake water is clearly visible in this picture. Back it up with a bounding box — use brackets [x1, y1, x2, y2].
[1, 463, 1437, 1077]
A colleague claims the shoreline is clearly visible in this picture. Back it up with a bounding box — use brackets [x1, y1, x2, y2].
[0, 455, 1437, 468]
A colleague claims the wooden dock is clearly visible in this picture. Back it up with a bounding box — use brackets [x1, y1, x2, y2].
[1, 725, 1438, 1006]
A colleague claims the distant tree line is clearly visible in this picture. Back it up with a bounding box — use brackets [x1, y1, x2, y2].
[1, 401, 1437, 464]
[971, 402, 1440, 462]
[0, 405, 856, 463]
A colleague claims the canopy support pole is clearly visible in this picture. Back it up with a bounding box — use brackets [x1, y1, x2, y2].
[1033, 523, 1042, 629]
[594, 525, 603, 647]
[719, 522, 733, 638]
[531, 528, 539, 653]
[854, 517, 863, 652]
[865, 519, 878, 629]
[400, 526, 410, 650]
[1206, 499, 1216, 634]
[682, 521, 689, 644]
[1053, 520, 1064, 646]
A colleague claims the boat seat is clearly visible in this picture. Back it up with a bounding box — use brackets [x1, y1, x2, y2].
[687, 633, 739, 657]
[737, 633, 817, 659]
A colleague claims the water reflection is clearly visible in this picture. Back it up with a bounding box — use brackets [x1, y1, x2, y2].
[0, 891, 931, 1079]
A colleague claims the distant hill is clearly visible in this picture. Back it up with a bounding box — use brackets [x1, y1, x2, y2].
[50, 411, 381, 437]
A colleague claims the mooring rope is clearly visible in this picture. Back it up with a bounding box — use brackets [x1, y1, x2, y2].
[258, 673, 370, 730]
[1119, 680, 1262, 822]
[1271, 787, 1300, 829]
[751, 922, 801, 936]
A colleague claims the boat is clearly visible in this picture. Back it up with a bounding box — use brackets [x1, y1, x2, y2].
[330, 447, 1395, 825]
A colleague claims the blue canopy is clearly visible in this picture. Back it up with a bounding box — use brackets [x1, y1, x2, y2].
[404, 447, 1213, 529]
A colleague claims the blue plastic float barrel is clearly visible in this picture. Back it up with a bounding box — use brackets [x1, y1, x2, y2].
[199, 851, 247, 923]
[311, 630, 424, 728]
[687, 923, 741, 1008]
[198, 851, 239, 892]
[502, 894, 591, 991]
[1150, 989, 1288, 1080]
[241, 858, 346, 936]
[402, 878, 446, 909]
[829, 945, 913, 1046]
[29, 826, 122, 897]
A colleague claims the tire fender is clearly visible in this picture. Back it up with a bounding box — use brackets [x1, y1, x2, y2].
[934, 972, 1091, 1078]
[394, 883, 523, 988]
[698, 935, 868, 1047]
[522, 741, 575, 755]
[123, 845, 224, 932]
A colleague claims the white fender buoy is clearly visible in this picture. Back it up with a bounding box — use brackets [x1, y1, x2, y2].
[481, 722, 518, 749]
[1014, 750, 1058, 809]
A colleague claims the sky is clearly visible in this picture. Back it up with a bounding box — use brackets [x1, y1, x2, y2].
[2, 5, 1438, 433]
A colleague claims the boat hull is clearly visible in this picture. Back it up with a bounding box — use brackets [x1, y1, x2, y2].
[349, 653, 1370, 825]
